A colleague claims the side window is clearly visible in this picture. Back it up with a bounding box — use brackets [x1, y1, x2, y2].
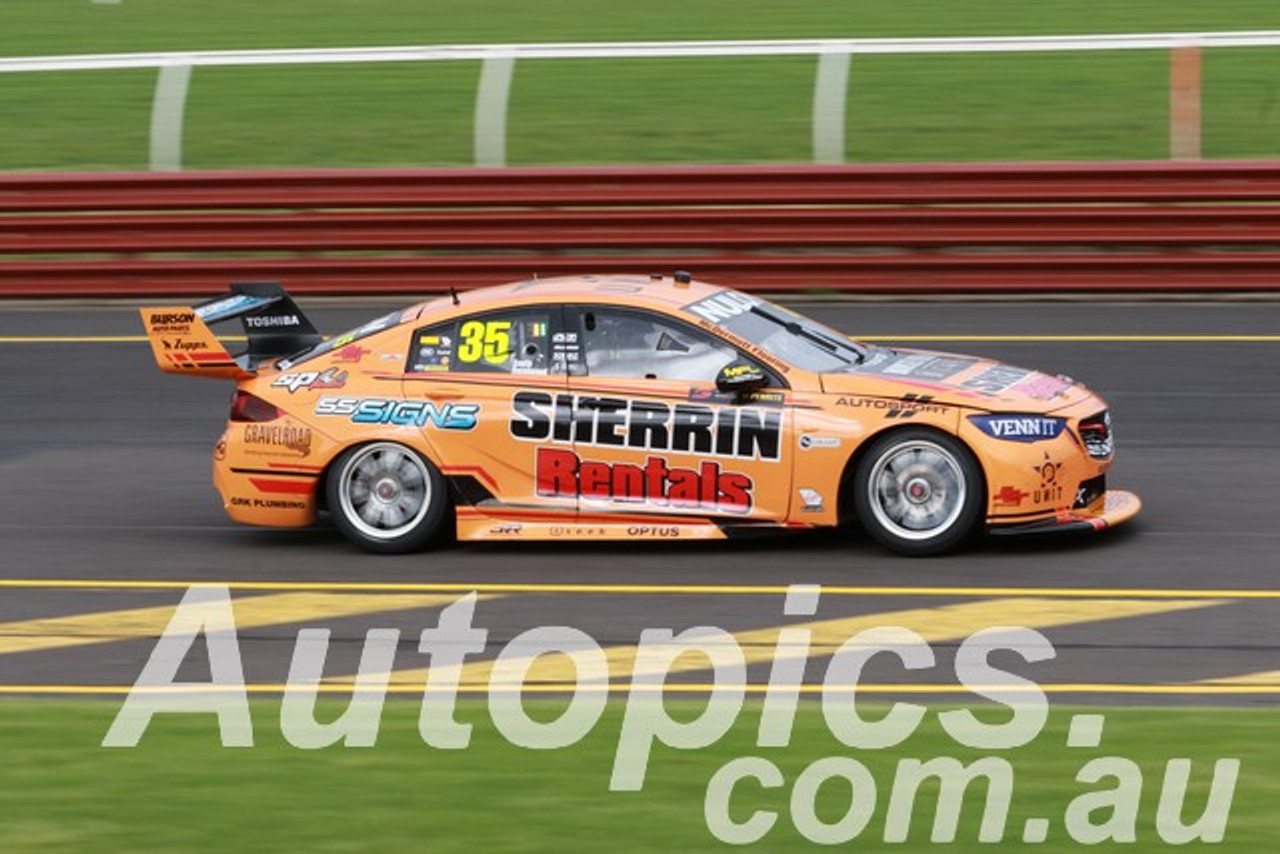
[408, 309, 553, 375]
[576, 306, 740, 382]
[409, 322, 455, 373]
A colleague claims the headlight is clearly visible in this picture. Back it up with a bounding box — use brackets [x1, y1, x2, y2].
[1078, 411, 1114, 459]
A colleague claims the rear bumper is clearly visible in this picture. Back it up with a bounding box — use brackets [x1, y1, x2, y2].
[213, 456, 319, 528]
[987, 489, 1141, 537]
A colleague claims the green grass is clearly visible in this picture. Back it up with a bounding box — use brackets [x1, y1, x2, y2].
[0, 699, 1276, 852]
[3, 1, 1280, 169]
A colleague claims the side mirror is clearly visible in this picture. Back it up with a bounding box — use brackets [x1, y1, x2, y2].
[716, 361, 768, 396]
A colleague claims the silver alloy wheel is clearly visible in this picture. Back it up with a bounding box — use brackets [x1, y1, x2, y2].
[336, 443, 432, 541]
[866, 439, 967, 542]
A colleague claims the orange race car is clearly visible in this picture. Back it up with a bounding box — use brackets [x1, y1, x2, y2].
[141, 274, 1139, 556]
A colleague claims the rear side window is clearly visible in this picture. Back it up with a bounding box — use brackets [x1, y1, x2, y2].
[282, 310, 401, 367]
[409, 309, 554, 375]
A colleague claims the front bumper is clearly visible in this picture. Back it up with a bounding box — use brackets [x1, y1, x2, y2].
[987, 489, 1141, 537]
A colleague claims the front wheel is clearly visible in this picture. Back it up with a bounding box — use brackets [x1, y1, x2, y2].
[853, 429, 983, 556]
[326, 442, 449, 554]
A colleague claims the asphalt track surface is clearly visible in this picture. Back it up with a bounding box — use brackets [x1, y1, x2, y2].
[1, 298, 1278, 704]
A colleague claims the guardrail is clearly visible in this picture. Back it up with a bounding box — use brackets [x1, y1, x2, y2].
[4, 32, 1278, 168]
[3, 161, 1280, 296]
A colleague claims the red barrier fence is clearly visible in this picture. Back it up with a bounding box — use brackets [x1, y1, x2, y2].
[3, 161, 1280, 296]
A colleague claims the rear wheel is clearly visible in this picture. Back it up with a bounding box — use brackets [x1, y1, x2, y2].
[327, 442, 448, 554]
[853, 429, 983, 556]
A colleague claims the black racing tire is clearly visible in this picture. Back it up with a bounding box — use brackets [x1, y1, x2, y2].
[853, 428, 984, 557]
[326, 442, 449, 554]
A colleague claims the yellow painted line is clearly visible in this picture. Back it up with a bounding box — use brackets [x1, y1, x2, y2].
[1196, 670, 1280, 687]
[1, 683, 1278, 696]
[0, 592, 476, 656]
[0, 335, 247, 344]
[350, 596, 1220, 688]
[1, 334, 1277, 345]
[0, 578, 1274, 600]
[0, 336, 147, 343]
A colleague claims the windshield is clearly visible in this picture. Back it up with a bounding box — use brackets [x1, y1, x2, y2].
[684, 293, 868, 373]
[278, 310, 402, 368]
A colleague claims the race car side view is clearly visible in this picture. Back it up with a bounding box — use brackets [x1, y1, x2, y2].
[140, 275, 1140, 556]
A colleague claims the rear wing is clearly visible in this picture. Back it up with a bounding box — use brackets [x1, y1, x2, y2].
[140, 282, 322, 379]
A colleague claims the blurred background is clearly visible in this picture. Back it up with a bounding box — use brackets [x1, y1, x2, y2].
[4, 0, 1280, 171]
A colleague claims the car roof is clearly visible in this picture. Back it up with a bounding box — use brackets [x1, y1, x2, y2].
[401, 274, 729, 322]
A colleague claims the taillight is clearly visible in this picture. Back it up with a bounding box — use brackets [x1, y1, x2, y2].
[1078, 411, 1113, 459]
[229, 390, 284, 423]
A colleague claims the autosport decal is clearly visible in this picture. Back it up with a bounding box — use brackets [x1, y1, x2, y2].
[969, 414, 1067, 442]
[510, 391, 781, 461]
[271, 367, 348, 393]
[316, 397, 478, 430]
[835, 393, 947, 419]
[536, 447, 753, 513]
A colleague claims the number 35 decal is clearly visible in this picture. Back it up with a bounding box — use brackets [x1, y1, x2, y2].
[457, 320, 512, 365]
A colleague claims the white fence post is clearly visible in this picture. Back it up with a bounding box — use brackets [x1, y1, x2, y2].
[474, 50, 516, 167]
[149, 62, 192, 171]
[1170, 46, 1203, 160]
[2, 33, 1279, 167]
[812, 46, 851, 164]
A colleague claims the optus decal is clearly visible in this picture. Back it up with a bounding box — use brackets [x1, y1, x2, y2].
[536, 448, 753, 513]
